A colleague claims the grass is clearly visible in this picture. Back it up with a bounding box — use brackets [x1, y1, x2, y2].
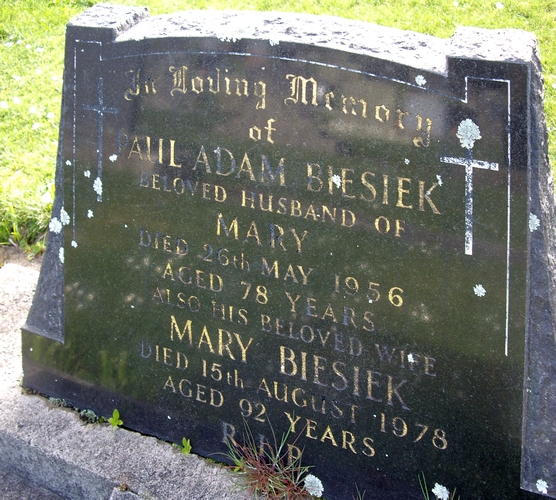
[1, 0, 555, 252]
[225, 421, 315, 499]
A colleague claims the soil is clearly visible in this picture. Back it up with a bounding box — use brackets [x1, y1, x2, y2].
[0, 246, 43, 272]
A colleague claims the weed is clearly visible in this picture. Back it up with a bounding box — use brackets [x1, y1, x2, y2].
[419, 472, 460, 500]
[181, 437, 192, 455]
[108, 409, 123, 428]
[353, 484, 366, 500]
[225, 420, 319, 499]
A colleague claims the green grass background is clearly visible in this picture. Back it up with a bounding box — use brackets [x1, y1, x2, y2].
[1, 0, 555, 253]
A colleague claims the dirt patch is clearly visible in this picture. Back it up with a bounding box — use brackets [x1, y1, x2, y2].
[0, 246, 43, 272]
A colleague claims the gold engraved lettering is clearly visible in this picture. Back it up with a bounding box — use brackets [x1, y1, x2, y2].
[305, 419, 318, 439]
[169, 65, 188, 96]
[292, 387, 307, 408]
[211, 301, 249, 326]
[249, 126, 262, 141]
[397, 109, 410, 129]
[191, 75, 204, 93]
[387, 375, 410, 410]
[382, 174, 389, 205]
[362, 437, 375, 457]
[375, 104, 390, 122]
[284, 412, 302, 433]
[207, 68, 220, 93]
[342, 95, 367, 118]
[165, 379, 224, 407]
[284, 75, 318, 106]
[237, 153, 256, 181]
[170, 66, 266, 109]
[396, 177, 413, 209]
[250, 118, 276, 145]
[235, 78, 248, 97]
[418, 181, 441, 214]
[413, 115, 432, 147]
[306, 163, 324, 192]
[261, 258, 314, 285]
[194, 145, 212, 172]
[239, 398, 267, 422]
[325, 91, 334, 110]
[287, 444, 302, 464]
[140, 341, 189, 369]
[217, 215, 309, 253]
[124, 69, 156, 101]
[320, 426, 338, 446]
[214, 147, 235, 176]
[169, 316, 253, 362]
[145, 137, 156, 163]
[127, 135, 143, 159]
[168, 140, 181, 167]
[424, 356, 436, 376]
[217, 214, 239, 239]
[263, 119, 277, 144]
[342, 430, 357, 454]
[285, 292, 301, 313]
[125, 135, 181, 167]
[260, 153, 284, 183]
[253, 81, 266, 109]
[278, 346, 412, 409]
[163, 375, 176, 392]
[395, 220, 405, 238]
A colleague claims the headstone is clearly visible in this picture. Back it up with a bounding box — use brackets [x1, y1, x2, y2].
[22, 4, 556, 499]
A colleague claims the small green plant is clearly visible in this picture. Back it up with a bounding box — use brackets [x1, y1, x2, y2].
[353, 484, 366, 499]
[181, 437, 192, 455]
[225, 420, 320, 499]
[107, 409, 123, 428]
[419, 472, 460, 500]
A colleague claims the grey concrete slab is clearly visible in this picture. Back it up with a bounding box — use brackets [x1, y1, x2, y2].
[0, 468, 66, 500]
[0, 259, 245, 500]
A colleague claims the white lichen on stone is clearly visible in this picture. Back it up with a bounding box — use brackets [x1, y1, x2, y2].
[59, 247, 64, 263]
[93, 177, 103, 197]
[60, 208, 70, 226]
[304, 474, 324, 497]
[109, 154, 118, 162]
[457, 119, 482, 149]
[331, 174, 342, 188]
[536, 479, 548, 494]
[529, 213, 540, 232]
[415, 74, 427, 86]
[218, 26, 244, 43]
[49, 217, 62, 234]
[432, 483, 450, 500]
[473, 284, 486, 297]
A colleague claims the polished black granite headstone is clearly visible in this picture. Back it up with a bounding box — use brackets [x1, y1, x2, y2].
[22, 4, 556, 499]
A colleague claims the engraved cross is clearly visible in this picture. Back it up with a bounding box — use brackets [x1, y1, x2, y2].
[82, 77, 118, 202]
[440, 120, 499, 256]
